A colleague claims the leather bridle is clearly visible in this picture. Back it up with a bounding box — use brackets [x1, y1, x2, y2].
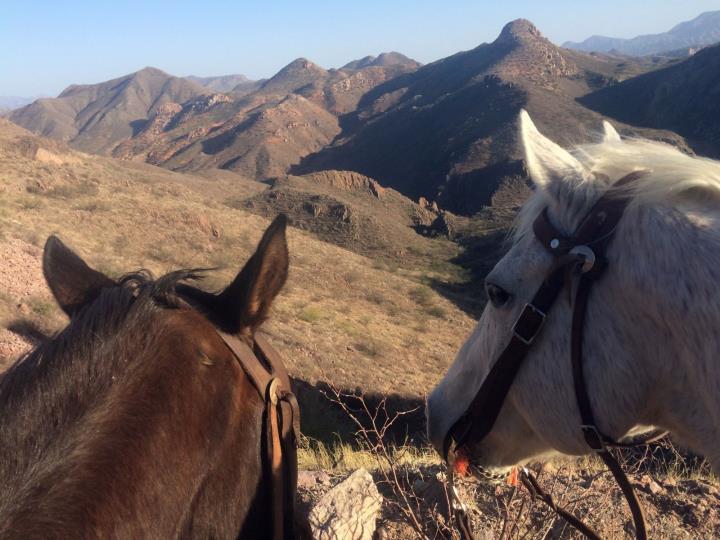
[444, 171, 664, 540]
[217, 331, 301, 540]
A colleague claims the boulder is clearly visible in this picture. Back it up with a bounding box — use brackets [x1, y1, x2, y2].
[308, 468, 382, 540]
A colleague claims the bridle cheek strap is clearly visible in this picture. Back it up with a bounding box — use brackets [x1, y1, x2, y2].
[445, 171, 654, 540]
[216, 331, 300, 540]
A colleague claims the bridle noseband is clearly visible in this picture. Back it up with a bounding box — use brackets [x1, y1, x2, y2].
[445, 171, 661, 540]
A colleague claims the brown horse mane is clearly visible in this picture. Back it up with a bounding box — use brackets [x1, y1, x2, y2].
[0, 268, 211, 486]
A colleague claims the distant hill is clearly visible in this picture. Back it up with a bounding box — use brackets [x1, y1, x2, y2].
[295, 19, 686, 215]
[564, 11, 720, 56]
[9, 67, 209, 154]
[186, 74, 259, 93]
[342, 52, 420, 70]
[580, 43, 720, 158]
[0, 96, 44, 113]
[253, 56, 420, 114]
[110, 56, 419, 178]
[9, 56, 419, 178]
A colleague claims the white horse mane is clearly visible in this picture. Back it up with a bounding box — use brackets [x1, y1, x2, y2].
[514, 128, 720, 241]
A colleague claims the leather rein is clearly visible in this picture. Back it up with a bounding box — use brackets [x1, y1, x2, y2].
[444, 171, 665, 540]
[216, 331, 301, 540]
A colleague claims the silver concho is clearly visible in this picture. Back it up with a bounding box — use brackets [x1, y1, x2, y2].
[569, 245, 596, 273]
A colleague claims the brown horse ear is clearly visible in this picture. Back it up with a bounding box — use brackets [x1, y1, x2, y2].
[43, 235, 115, 317]
[218, 214, 289, 332]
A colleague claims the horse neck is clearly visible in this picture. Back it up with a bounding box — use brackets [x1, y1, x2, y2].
[0, 302, 268, 536]
[0, 296, 158, 475]
[610, 200, 720, 469]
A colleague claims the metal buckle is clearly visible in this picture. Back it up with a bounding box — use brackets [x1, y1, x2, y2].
[569, 245, 596, 274]
[581, 424, 606, 452]
[512, 303, 547, 345]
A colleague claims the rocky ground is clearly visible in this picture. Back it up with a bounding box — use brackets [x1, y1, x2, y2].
[298, 453, 719, 539]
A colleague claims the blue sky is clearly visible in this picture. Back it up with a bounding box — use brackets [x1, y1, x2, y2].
[1, 0, 718, 97]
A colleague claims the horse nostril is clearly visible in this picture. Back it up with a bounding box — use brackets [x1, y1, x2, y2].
[486, 282, 511, 308]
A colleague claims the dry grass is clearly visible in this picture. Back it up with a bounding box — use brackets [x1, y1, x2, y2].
[298, 439, 439, 472]
[0, 124, 476, 400]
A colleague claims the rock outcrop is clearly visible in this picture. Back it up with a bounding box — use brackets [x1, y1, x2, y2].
[308, 468, 382, 540]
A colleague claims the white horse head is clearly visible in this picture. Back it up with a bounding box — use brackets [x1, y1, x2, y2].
[427, 110, 720, 474]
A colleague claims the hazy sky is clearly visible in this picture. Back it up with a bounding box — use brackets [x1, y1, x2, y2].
[1, 0, 718, 97]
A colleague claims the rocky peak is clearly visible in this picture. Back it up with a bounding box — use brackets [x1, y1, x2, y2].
[494, 19, 545, 47]
[490, 19, 581, 84]
[261, 58, 328, 94]
[278, 58, 325, 75]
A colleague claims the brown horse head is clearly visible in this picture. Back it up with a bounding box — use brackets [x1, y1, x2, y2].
[0, 215, 299, 539]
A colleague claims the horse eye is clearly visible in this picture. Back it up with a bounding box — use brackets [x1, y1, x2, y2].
[485, 282, 511, 308]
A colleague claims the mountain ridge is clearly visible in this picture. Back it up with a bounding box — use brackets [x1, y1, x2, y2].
[9, 67, 209, 154]
[580, 43, 720, 158]
[564, 11, 720, 56]
[294, 19, 688, 215]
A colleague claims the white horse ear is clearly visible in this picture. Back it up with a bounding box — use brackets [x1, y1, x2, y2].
[602, 120, 622, 143]
[519, 110, 588, 191]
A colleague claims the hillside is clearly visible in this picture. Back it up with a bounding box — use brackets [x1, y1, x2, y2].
[0, 118, 474, 403]
[9, 67, 209, 154]
[113, 91, 341, 179]
[564, 10, 720, 56]
[580, 43, 720, 158]
[239, 169, 461, 259]
[111, 56, 420, 177]
[295, 19, 687, 215]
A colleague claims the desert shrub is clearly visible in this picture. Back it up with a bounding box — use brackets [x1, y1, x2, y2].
[27, 297, 55, 317]
[354, 337, 385, 358]
[299, 306, 324, 323]
[18, 197, 44, 210]
[366, 290, 386, 305]
[345, 269, 363, 283]
[27, 180, 99, 199]
[425, 305, 447, 319]
[409, 285, 433, 306]
[74, 200, 111, 212]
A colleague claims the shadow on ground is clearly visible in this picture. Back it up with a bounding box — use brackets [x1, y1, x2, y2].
[291, 378, 427, 448]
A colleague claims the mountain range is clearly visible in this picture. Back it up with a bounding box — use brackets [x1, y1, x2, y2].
[294, 19, 687, 213]
[6, 18, 716, 217]
[564, 10, 720, 56]
[580, 43, 720, 158]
